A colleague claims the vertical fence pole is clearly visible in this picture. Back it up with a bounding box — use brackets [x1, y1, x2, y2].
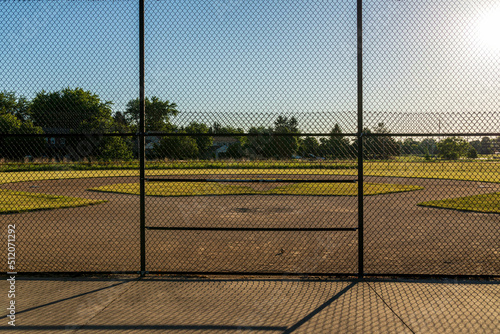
[139, 0, 146, 276]
[356, 0, 364, 279]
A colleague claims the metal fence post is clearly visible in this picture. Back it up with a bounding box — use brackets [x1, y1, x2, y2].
[357, 0, 364, 279]
[139, 0, 146, 276]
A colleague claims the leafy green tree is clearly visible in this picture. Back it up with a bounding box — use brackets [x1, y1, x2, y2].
[124, 96, 178, 132]
[400, 138, 421, 155]
[185, 122, 212, 156]
[111, 111, 131, 133]
[300, 136, 320, 156]
[371, 123, 399, 159]
[224, 141, 245, 158]
[153, 131, 198, 159]
[273, 116, 300, 158]
[30, 88, 121, 159]
[355, 124, 399, 160]
[209, 123, 245, 136]
[437, 137, 469, 160]
[98, 136, 133, 161]
[247, 126, 273, 157]
[494, 137, 500, 153]
[0, 113, 44, 158]
[469, 140, 481, 154]
[480, 137, 493, 155]
[208, 122, 246, 158]
[0, 91, 31, 121]
[467, 146, 478, 159]
[31, 88, 114, 132]
[0, 92, 45, 158]
[419, 138, 437, 156]
[320, 124, 351, 159]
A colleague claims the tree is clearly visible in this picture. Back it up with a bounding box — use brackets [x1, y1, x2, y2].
[185, 122, 212, 157]
[31, 88, 114, 132]
[437, 137, 469, 160]
[494, 137, 500, 154]
[0, 91, 31, 121]
[124, 96, 178, 132]
[0, 113, 44, 159]
[0, 92, 45, 158]
[30, 88, 121, 159]
[153, 131, 198, 159]
[357, 123, 399, 160]
[480, 137, 493, 155]
[209, 123, 245, 136]
[208, 122, 246, 158]
[98, 136, 133, 161]
[319, 124, 351, 159]
[300, 136, 320, 156]
[225, 141, 245, 158]
[467, 146, 478, 159]
[111, 111, 131, 133]
[372, 123, 399, 159]
[247, 126, 273, 157]
[400, 138, 421, 155]
[273, 116, 300, 158]
[469, 140, 481, 154]
[419, 138, 437, 156]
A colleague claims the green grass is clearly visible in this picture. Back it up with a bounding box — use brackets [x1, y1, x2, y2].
[418, 192, 500, 214]
[363, 161, 500, 183]
[89, 181, 422, 197]
[268, 183, 423, 196]
[1, 161, 498, 186]
[0, 160, 356, 172]
[0, 189, 107, 214]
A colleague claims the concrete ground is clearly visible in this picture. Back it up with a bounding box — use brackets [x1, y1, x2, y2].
[0, 276, 499, 333]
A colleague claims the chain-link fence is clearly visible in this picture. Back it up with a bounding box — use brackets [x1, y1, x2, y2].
[1, 0, 499, 278]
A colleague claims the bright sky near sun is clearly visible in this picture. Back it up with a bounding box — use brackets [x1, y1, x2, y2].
[1, 0, 498, 133]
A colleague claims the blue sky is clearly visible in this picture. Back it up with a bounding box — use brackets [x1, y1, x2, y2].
[1, 1, 498, 133]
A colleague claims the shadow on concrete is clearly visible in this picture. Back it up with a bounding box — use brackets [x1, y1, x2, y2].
[0, 276, 498, 333]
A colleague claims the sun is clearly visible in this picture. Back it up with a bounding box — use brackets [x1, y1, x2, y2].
[477, 7, 500, 51]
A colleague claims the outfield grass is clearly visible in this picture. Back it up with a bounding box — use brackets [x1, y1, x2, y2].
[418, 192, 500, 214]
[363, 161, 500, 183]
[89, 182, 423, 197]
[0, 160, 356, 172]
[1, 161, 498, 186]
[0, 189, 107, 214]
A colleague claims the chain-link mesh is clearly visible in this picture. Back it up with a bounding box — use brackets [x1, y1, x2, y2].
[363, 0, 500, 277]
[1, 1, 499, 332]
[141, 0, 360, 275]
[0, 0, 498, 279]
[1, 0, 140, 273]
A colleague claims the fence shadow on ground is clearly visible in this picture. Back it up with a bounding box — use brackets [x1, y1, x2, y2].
[1, 276, 498, 333]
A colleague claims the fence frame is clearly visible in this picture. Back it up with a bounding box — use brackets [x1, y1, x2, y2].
[1, 0, 499, 278]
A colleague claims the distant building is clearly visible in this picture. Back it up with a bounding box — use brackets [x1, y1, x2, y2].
[40, 128, 70, 158]
[212, 136, 239, 159]
[212, 136, 238, 148]
[42, 128, 70, 148]
[145, 136, 161, 151]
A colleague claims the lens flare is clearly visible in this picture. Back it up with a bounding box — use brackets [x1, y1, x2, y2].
[478, 7, 500, 51]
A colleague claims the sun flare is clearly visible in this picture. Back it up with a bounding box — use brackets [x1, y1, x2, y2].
[478, 7, 500, 51]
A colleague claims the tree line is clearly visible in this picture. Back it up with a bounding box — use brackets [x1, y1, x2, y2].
[1, 88, 499, 161]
